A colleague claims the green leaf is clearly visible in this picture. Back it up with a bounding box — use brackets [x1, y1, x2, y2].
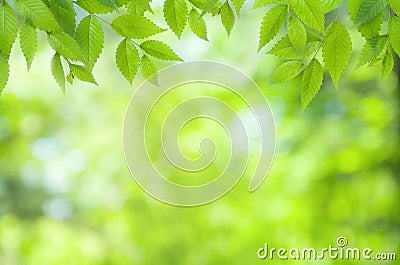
[355, 0, 387, 26]
[291, 0, 325, 32]
[0, 2, 18, 57]
[348, 0, 384, 39]
[288, 16, 307, 50]
[267, 35, 300, 59]
[53, 0, 74, 11]
[258, 4, 287, 51]
[69, 64, 98, 85]
[76, 0, 114, 14]
[0, 53, 9, 95]
[140, 55, 158, 85]
[356, 35, 388, 68]
[348, 0, 383, 38]
[347, 0, 362, 21]
[116, 39, 139, 84]
[140, 40, 183, 61]
[98, 0, 118, 8]
[220, 1, 235, 36]
[302, 42, 321, 58]
[388, 16, 400, 56]
[382, 51, 394, 79]
[15, 0, 60, 32]
[75, 15, 104, 69]
[126, 0, 152, 15]
[301, 58, 323, 110]
[267, 35, 320, 59]
[272, 60, 304, 83]
[198, 0, 219, 16]
[322, 22, 352, 87]
[117, 0, 129, 6]
[188, 9, 208, 41]
[357, 11, 383, 39]
[253, 0, 287, 9]
[321, 0, 342, 13]
[112, 14, 166, 39]
[50, 0, 76, 36]
[369, 58, 383, 66]
[51, 53, 65, 92]
[66, 73, 74, 84]
[20, 22, 38, 70]
[389, 0, 400, 15]
[306, 26, 323, 42]
[163, 0, 188, 38]
[48, 31, 84, 61]
[232, 0, 245, 15]
[211, 2, 222, 16]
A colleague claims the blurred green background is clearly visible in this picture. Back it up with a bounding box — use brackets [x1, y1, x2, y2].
[0, 3, 399, 264]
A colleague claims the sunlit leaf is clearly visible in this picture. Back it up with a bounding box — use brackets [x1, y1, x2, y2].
[20, 22, 38, 70]
[258, 4, 287, 51]
[301, 58, 323, 110]
[75, 15, 104, 69]
[51, 53, 66, 92]
[140, 40, 183, 61]
[0, 2, 19, 57]
[322, 22, 352, 87]
[112, 14, 166, 39]
[116, 38, 139, 84]
[272, 60, 304, 83]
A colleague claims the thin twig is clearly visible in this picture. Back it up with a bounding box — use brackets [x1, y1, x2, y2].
[307, 41, 323, 66]
[335, 0, 347, 21]
[72, 1, 142, 49]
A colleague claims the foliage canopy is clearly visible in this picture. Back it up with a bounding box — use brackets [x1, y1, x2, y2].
[0, 0, 399, 108]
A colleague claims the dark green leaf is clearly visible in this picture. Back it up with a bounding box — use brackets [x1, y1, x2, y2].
[355, 0, 387, 26]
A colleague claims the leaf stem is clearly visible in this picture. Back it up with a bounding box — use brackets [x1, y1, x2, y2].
[335, 0, 347, 21]
[91, 13, 112, 27]
[72, 1, 143, 50]
[307, 41, 323, 66]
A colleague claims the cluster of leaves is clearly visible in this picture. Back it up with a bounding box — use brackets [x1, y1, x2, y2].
[258, 0, 400, 109]
[0, 0, 399, 109]
[0, 0, 244, 94]
[0, 0, 189, 93]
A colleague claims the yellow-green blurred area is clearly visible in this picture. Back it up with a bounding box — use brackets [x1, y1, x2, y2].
[0, 4, 399, 265]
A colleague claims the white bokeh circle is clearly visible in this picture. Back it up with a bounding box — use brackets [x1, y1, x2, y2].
[123, 61, 275, 206]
